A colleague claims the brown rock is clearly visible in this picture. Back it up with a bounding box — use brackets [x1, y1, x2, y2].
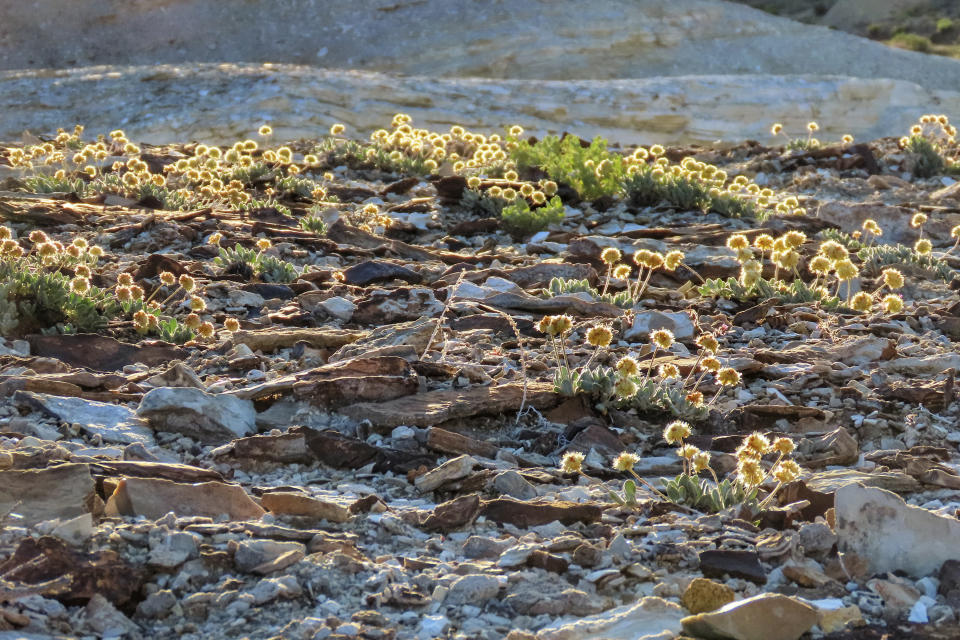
[414, 455, 477, 492]
[480, 498, 603, 527]
[292, 356, 419, 407]
[527, 549, 569, 574]
[340, 382, 559, 431]
[681, 593, 818, 640]
[425, 427, 498, 459]
[420, 494, 480, 532]
[228, 327, 363, 353]
[260, 492, 351, 523]
[105, 477, 265, 521]
[681, 577, 736, 614]
[211, 428, 315, 465]
[0, 463, 97, 526]
[26, 334, 187, 371]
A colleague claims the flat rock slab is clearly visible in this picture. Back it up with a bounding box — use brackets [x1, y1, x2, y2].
[105, 477, 265, 521]
[342, 260, 422, 286]
[480, 498, 603, 527]
[260, 492, 351, 523]
[536, 596, 684, 640]
[13, 390, 155, 446]
[339, 382, 558, 431]
[699, 549, 767, 584]
[137, 386, 256, 444]
[0, 463, 95, 526]
[681, 593, 818, 640]
[836, 483, 960, 578]
[26, 334, 186, 371]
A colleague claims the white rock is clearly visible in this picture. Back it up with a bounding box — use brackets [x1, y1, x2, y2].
[536, 597, 684, 640]
[138, 387, 256, 444]
[625, 311, 695, 342]
[318, 296, 357, 321]
[836, 483, 960, 578]
[13, 391, 155, 446]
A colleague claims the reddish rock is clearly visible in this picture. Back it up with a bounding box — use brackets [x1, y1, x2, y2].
[480, 498, 603, 527]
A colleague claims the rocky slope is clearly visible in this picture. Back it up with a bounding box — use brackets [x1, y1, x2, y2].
[2, 116, 960, 639]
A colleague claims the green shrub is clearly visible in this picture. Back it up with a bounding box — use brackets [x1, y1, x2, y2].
[891, 32, 933, 52]
[509, 135, 624, 201]
[500, 195, 565, 237]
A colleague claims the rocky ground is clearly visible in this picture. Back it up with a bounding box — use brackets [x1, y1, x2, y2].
[2, 118, 960, 640]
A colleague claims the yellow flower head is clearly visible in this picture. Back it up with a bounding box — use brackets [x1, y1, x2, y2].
[819, 240, 848, 262]
[178, 274, 196, 292]
[538, 315, 556, 335]
[851, 291, 873, 312]
[862, 219, 882, 236]
[910, 212, 927, 228]
[881, 294, 904, 315]
[224, 317, 240, 332]
[771, 123, 783, 136]
[726, 234, 749, 251]
[633, 249, 653, 266]
[586, 325, 613, 348]
[663, 420, 692, 445]
[198, 321, 215, 339]
[744, 432, 771, 455]
[189, 296, 207, 312]
[117, 273, 134, 286]
[208, 232, 223, 245]
[184, 313, 202, 329]
[115, 286, 132, 302]
[882, 268, 904, 290]
[677, 444, 700, 461]
[664, 250, 684, 271]
[737, 459, 765, 486]
[614, 377, 639, 398]
[601, 247, 622, 265]
[330, 123, 346, 136]
[772, 437, 795, 456]
[696, 333, 719, 355]
[258, 125, 272, 136]
[129, 285, 144, 301]
[772, 459, 801, 484]
[754, 234, 774, 251]
[686, 391, 705, 406]
[560, 451, 585, 474]
[552, 315, 573, 335]
[612, 452, 641, 472]
[717, 367, 741, 386]
[834, 259, 859, 281]
[69, 276, 90, 294]
[784, 230, 806, 249]
[915, 238, 933, 255]
[616, 356, 640, 376]
[692, 451, 712, 473]
[257, 238, 272, 251]
[701, 356, 722, 372]
[658, 363, 679, 380]
[807, 122, 819, 132]
[613, 264, 632, 280]
[808, 255, 832, 275]
[842, 134, 854, 144]
[159, 271, 176, 286]
[650, 329, 674, 350]
[736, 247, 754, 263]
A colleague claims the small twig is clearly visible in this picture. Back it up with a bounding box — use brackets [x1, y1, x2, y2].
[477, 303, 528, 423]
[421, 271, 464, 360]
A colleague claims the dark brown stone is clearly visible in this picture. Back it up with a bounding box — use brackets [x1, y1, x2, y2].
[699, 549, 766, 584]
[420, 494, 480, 532]
[480, 498, 603, 527]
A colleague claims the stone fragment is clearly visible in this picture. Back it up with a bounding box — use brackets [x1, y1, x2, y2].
[84, 593, 139, 635]
[462, 536, 512, 559]
[681, 577, 736, 614]
[136, 590, 177, 619]
[480, 498, 602, 527]
[317, 295, 357, 321]
[137, 387, 256, 444]
[352, 287, 443, 324]
[868, 578, 921, 615]
[13, 391, 155, 445]
[234, 539, 305, 574]
[105, 477, 265, 521]
[342, 260, 422, 286]
[444, 574, 501, 606]
[814, 602, 864, 634]
[425, 427, 498, 459]
[0, 463, 96, 526]
[420, 494, 480, 532]
[624, 310, 695, 342]
[340, 381, 558, 430]
[681, 593, 818, 640]
[698, 549, 766, 584]
[292, 357, 420, 407]
[260, 491, 352, 523]
[782, 559, 836, 589]
[144, 360, 206, 389]
[493, 470, 538, 500]
[536, 596, 684, 640]
[27, 333, 186, 371]
[414, 455, 477, 492]
[148, 531, 200, 569]
[835, 483, 960, 577]
[250, 575, 301, 605]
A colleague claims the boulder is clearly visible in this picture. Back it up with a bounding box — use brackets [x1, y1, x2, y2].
[104, 477, 265, 521]
[681, 593, 818, 640]
[137, 387, 256, 444]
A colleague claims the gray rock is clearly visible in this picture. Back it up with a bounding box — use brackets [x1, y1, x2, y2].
[536, 597, 684, 640]
[84, 593, 139, 636]
[462, 536, 513, 560]
[13, 390, 155, 445]
[318, 296, 357, 322]
[234, 539, 306, 574]
[836, 483, 960, 578]
[250, 575, 302, 605]
[445, 574, 502, 606]
[137, 387, 256, 444]
[145, 360, 206, 389]
[136, 589, 177, 619]
[798, 522, 837, 559]
[149, 531, 200, 568]
[492, 470, 537, 501]
[624, 311, 695, 343]
[414, 455, 477, 493]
